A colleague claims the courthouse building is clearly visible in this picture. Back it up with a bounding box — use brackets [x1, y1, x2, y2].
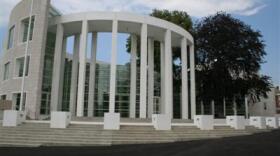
[0, 0, 197, 120]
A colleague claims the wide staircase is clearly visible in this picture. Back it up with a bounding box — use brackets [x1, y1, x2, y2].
[0, 123, 271, 147]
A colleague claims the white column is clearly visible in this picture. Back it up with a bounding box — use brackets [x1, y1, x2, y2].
[160, 42, 165, 114]
[148, 38, 154, 118]
[69, 34, 80, 116]
[129, 34, 137, 118]
[181, 37, 188, 119]
[50, 24, 64, 111]
[87, 32, 97, 117]
[109, 20, 118, 113]
[223, 97, 226, 117]
[140, 23, 147, 118]
[211, 100, 215, 116]
[164, 29, 173, 118]
[190, 44, 196, 119]
[245, 96, 249, 118]
[76, 20, 88, 117]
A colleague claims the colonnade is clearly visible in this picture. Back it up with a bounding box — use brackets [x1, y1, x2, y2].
[50, 20, 196, 119]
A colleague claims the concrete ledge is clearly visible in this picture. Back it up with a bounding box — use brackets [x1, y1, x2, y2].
[50, 111, 71, 128]
[266, 117, 279, 128]
[226, 116, 245, 130]
[194, 115, 214, 130]
[152, 114, 171, 130]
[250, 116, 266, 129]
[2, 110, 25, 127]
[104, 112, 120, 130]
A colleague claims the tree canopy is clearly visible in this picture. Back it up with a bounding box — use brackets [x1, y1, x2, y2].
[195, 12, 272, 101]
[150, 9, 193, 31]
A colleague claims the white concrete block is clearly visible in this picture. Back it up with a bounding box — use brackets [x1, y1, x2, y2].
[2, 110, 25, 127]
[226, 116, 245, 130]
[249, 116, 266, 129]
[104, 112, 120, 130]
[194, 115, 214, 130]
[50, 111, 71, 128]
[266, 117, 279, 128]
[152, 114, 171, 130]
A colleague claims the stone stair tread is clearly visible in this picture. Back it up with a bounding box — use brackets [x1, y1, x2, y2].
[0, 123, 274, 147]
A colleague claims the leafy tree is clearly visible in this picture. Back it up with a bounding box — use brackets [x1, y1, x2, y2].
[150, 9, 193, 31]
[195, 12, 272, 102]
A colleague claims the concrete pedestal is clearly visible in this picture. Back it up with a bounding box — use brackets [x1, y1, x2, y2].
[2, 110, 25, 127]
[152, 114, 171, 130]
[266, 117, 279, 128]
[194, 115, 214, 130]
[249, 116, 266, 129]
[104, 112, 120, 130]
[226, 116, 245, 130]
[50, 111, 71, 128]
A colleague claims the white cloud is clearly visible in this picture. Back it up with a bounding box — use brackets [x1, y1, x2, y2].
[0, 0, 20, 27]
[52, 0, 267, 17]
[0, 0, 267, 27]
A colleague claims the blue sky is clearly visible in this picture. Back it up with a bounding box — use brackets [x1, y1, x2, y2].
[0, 0, 279, 86]
[234, 0, 280, 86]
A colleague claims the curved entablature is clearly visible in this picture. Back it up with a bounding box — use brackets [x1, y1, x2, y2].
[48, 12, 194, 45]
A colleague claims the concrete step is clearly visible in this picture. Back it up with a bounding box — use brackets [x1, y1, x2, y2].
[0, 126, 247, 131]
[0, 123, 272, 147]
[0, 131, 251, 139]
[0, 130, 252, 137]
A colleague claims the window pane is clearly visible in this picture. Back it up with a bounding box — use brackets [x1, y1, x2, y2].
[14, 93, 26, 111]
[0, 95, 7, 100]
[16, 56, 30, 77]
[25, 56, 30, 76]
[7, 26, 14, 49]
[3, 62, 10, 80]
[22, 16, 35, 42]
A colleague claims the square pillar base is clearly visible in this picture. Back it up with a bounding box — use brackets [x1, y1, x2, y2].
[152, 114, 171, 130]
[226, 116, 245, 130]
[266, 117, 279, 128]
[194, 115, 214, 130]
[50, 111, 71, 129]
[104, 112, 120, 130]
[2, 110, 25, 127]
[250, 116, 266, 129]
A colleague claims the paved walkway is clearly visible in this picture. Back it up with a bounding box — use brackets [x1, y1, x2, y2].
[1, 130, 280, 156]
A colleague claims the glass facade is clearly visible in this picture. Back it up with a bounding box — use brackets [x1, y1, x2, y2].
[61, 59, 72, 112]
[39, 34, 162, 118]
[40, 32, 55, 115]
[195, 97, 246, 118]
[40, 54, 161, 117]
[94, 63, 110, 117]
